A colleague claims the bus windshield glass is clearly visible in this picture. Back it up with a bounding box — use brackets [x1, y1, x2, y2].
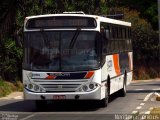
[23, 31, 100, 71]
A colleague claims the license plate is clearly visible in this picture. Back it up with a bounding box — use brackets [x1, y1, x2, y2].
[53, 95, 66, 100]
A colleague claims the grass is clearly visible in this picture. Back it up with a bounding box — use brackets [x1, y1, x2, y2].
[133, 65, 160, 80]
[0, 79, 23, 98]
[143, 108, 160, 120]
[150, 108, 160, 114]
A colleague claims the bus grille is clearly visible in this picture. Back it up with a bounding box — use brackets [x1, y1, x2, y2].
[40, 84, 80, 92]
[33, 80, 88, 92]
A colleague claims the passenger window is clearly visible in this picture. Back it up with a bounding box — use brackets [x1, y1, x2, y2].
[105, 29, 110, 40]
[115, 40, 119, 52]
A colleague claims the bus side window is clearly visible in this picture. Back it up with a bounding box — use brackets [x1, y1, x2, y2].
[102, 26, 110, 54]
[100, 26, 107, 55]
[115, 40, 119, 53]
[111, 40, 115, 53]
[122, 28, 125, 39]
[129, 39, 132, 51]
[105, 29, 110, 40]
[119, 40, 124, 53]
[125, 40, 129, 51]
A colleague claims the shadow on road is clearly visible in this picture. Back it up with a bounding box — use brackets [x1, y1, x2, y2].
[0, 93, 120, 112]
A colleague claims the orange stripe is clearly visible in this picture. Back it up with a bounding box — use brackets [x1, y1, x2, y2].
[113, 54, 120, 75]
[84, 71, 94, 79]
[45, 76, 56, 79]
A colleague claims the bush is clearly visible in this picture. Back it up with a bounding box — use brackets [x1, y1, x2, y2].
[119, 8, 159, 79]
[0, 79, 16, 97]
[0, 79, 23, 97]
[148, 68, 158, 79]
[0, 37, 22, 81]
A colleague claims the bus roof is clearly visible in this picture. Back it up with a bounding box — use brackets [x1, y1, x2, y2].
[25, 13, 131, 27]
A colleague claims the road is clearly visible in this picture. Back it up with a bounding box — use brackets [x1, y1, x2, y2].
[0, 80, 160, 120]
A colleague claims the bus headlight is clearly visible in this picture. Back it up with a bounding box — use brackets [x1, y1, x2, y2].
[82, 85, 88, 91]
[76, 82, 99, 92]
[25, 83, 45, 92]
[28, 84, 33, 89]
[34, 85, 39, 91]
[89, 84, 94, 89]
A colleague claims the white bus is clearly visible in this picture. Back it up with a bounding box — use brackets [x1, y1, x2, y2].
[23, 12, 133, 109]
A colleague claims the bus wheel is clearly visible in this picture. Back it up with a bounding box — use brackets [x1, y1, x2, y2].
[119, 74, 127, 97]
[35, 100, 47, 110]
[100, 83, 109, 107]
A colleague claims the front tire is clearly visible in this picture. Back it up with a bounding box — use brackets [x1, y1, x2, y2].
[119, 74, 127, 97]
[100, 82, 110, 107]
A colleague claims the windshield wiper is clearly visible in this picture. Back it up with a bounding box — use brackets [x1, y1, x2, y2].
[69, 28, 81, 49]
[40, 29, 49, 46]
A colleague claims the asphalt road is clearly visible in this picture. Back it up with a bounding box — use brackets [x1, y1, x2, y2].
[0, 80, 160, 120]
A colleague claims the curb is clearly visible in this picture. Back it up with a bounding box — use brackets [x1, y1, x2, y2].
[0, 92, 23, 100]
[131, 79, 160, 83]
[156, 96, 160, 101]
[154, 92, 160, 101]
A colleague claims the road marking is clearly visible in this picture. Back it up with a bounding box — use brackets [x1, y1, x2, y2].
[132, 93, 154, 116]
[154, 92, 160, 96]
[149, 107, 153, 110]
[145, 111, 150, 114]
[14, 96, 23, 100]
[136, 106, 142, 110]
[143, 92, 153, 101]
[20, 114, 35, 120]
[140, 103, 145, 106]
[132, 111, 138, 114]
[144, 107, 153, 115]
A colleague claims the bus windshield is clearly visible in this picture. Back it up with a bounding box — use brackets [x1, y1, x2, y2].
[23, 31, 101, 71]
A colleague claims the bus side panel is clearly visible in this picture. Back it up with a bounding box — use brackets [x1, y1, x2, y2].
[112, 54, 124, 93]
[101, 52, 133, 95]
[118, 52, 133, 89]
[101, 55, 118, 95]
[127, 52, 133, 85]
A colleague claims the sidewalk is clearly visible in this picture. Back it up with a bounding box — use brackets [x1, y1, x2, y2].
[131, 78, 160, 83]
[0, 92, 23, 100]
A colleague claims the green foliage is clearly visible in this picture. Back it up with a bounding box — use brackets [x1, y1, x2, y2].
[133, 66, 160, 80]
[0, 79, 16, 97]
[0, 79, 23, 97]
[0, 37, 23, 80]
[119, 0, 158, 30]
[121, 8, 159, 79]
[121, 8, 159, 63]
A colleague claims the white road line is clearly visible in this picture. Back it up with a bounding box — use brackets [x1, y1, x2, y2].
[20, 114, 35, 120]
[143, 92, 154, 101]
[145, 111, 150, 114]
[132, 111, 138, 114]
[136, 106, 142, 110]
[149, 107, 153, 110]
[154, 92, 160, 96]
[140, 103, 145, 106]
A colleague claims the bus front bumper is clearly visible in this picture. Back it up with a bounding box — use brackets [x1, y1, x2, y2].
[23, 87, 102, 100]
